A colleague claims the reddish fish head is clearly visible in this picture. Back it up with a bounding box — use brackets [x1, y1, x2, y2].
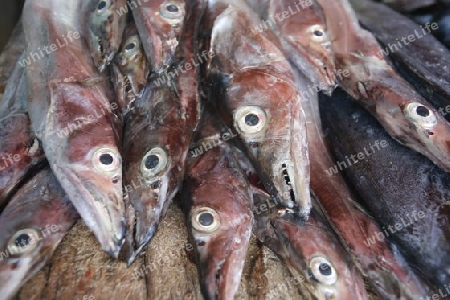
[185, 145, 253, 299]
[85, 0, 127, 72]
[269, 0, 336, 92]
[0, 169, 78, 299]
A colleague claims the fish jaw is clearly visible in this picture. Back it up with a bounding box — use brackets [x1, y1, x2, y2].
[226, 71, 311, 216]
[84, 0, 127, 72]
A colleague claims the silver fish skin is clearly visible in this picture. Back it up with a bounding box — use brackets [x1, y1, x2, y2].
[207, 4, 311, 217]
[82, 0, 127, 72]
[0, 168, 78, 300]
[23, 0, 125, 256]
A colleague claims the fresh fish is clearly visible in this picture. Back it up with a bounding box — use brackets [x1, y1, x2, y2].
[320, 87, 450, 291]
[351, 0, 450, 120]
[0, 58, 45, 210]
[23, 0, 125, 256]
[122, 0, 202, 263]
[316, 0, 450, 172]
[207, 5, 311, 217]
[0, 168, 78, 300]
[82, 0, 127, 72]
[112, 24, 150, 113]
[132, 0, 186, 73]
[182, 111, 253, 300]
[295, 69, 434, 299]
[255, 0, 336, 92]
[253, 189, 368, 300]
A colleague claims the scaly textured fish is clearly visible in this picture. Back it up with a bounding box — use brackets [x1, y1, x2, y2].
[252, 189, 368, 300]
[246, 0, 336, 92]
[182, 111, 253, 300]
[122, 0, 202, 263]
[320, 87, 450, 291]
[132, 0, 186, 73]
[82, 0, 127, 72]
[112, 23, 150, 113]
[316, 0, 450, 172]
[295, 69, 434, 299]
[0, 168, 78, 300]
[206, 5, 311, 216]
[23, 0, 125, 256]
[350, 0, 450, 119]
[0, 57, 45, 210]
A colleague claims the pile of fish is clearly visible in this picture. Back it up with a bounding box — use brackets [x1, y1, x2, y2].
[1, 0, 450, 299]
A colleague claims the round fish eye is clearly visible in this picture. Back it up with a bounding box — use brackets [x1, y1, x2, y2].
[7, 228, 41, 256]
[141, 147, 169, 178]
[160, 2, 184, 20]
[92, 147, 121, 173]
[404, 102, 437, 130]
[96, 0, 110, 13]
[235, 106, 268, 135]
[309, 256, 337, 285]
[191, 207, 220, 234]
[308, 24, 327, 43]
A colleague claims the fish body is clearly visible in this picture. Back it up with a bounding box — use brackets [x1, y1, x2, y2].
[351, 0, 450, 120]
[295, 68, 434, 299]
[132, 0, 186, 73]
[82, 0, 127, 72]
[207, 5, 311, 217]
[320, 87, 450, 291]
[253, 189, 368, 300]
[23, 0, 125, 256]
[0, 168, 78, 300]
[317, 0, 450, 172]
[123, 0, 202, 263]
[183, 112, 253, 300]
[112, 24, 150, 113]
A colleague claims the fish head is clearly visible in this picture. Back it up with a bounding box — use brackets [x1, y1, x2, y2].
[275, 215, 367, 299]
[269, 0, 336, 92]
[226, 71, 310, 216]
[185, 146, 253, 299]
[0, 170, 78, 299]
[85, 0, 127, 71]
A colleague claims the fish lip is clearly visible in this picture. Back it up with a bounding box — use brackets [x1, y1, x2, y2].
[54, 166, 125, 256]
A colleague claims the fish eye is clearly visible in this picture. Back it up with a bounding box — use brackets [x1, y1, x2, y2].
[235, 106, 268, 135]
[141, 147, 169, 178]
[308, 25, 327, 43]
[160, 2, 184, 19]
[191, 207, 220, 234]
[404, 102, 437, 130]
[7, 228, 41, 256]
[96, 0, 110, 13]
[92, 148, 121, 173]
[309, 256, 337, 285]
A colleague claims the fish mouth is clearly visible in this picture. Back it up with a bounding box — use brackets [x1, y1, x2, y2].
[55, 166, 125, 257]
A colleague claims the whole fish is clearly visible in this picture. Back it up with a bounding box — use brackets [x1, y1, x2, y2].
[122, 0, 202, 263]
[182, 111, 253, 300]
[351, 0, 450, 120]
[0, 58, 45, 210]
[252, 189, 368, 300]
[246, 0, 336, 93]
[207, 5, 311, 217]
[0, 168, 78, 300]
[295, 69, 434, 299]
[320, 87, 450, 291]
[82, 0, 127, 72]
[112, 23, 150, 113]
[316, 0, 450, 173]
[23, 0, 125, 256]
[132, 0, 186, 73]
